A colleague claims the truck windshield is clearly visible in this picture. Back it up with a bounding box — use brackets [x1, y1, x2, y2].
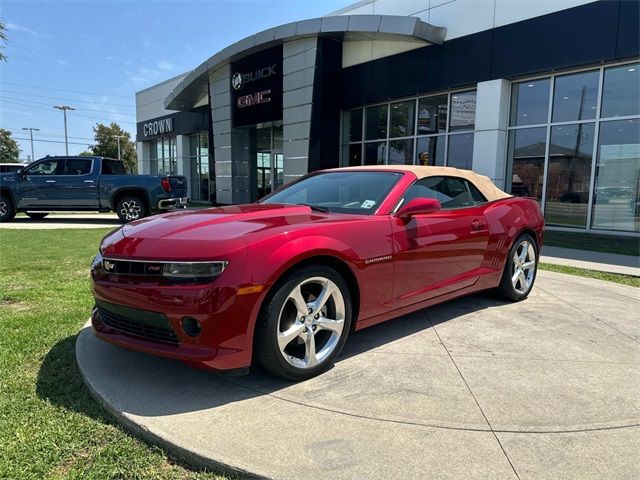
[102, 160, 126, 175]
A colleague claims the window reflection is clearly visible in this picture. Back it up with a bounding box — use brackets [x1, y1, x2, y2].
[416, 136, 445, 166]
[591, 118, 640, 232]
[418, 95, 448, 134]
[552, 70, 599, 122]
[447, 133, 474, 169]
[601, 63, 640, 118]
[388, 138, 414, 165]
[364, 141, 386, 165]
[545, 124, 595, 227]
[508, 127, 547, 202]
[390, 101, 415, 138]
[343, 109, 362, 142]
[449, 91, 477, 131]
[510, 79, 551, 126]
[365, 105, 388, 140]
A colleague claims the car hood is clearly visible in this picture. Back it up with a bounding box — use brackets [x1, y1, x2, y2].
[101, 204, 347, 260]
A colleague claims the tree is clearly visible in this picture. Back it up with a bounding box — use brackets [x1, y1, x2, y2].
[88, 123, 137, 173]
[0, 21, 8, 62]
[0, 128, 20, 163]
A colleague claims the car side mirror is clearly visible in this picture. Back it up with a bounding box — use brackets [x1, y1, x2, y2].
[17, 168, 26, 177]
[396, 198, 441, 219]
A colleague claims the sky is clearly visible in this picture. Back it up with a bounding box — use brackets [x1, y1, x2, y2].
[0, 0, 350, 160]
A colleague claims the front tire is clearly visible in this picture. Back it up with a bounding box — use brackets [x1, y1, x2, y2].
[255, 265, 353, 381]
[497, 233, 538, 301]
[116, 196, 147, 223]
[0, 194, 15, 222]
[26, 212, 49, 220]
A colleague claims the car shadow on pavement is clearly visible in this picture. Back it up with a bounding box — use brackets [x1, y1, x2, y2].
[38, 292, 511, 420]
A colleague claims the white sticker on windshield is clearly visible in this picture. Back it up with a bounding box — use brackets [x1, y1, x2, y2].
[361, 200, 376, 209]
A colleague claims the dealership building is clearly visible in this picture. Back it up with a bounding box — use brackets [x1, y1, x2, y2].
[135, 0, 639, 234]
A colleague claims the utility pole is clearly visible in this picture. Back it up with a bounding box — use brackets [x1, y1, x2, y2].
[111, 135, 126, 160]
[21, 127, 40, 162]
[53, 105, 75, 155]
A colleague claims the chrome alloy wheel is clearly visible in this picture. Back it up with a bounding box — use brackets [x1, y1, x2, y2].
[0, 200, 6, 218]
[120, 200, 142, 221]
[511, 240, 536, 295]
[276, 276, 345, 369]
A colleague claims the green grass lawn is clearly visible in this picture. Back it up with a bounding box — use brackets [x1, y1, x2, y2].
[0, 229, 224, 480]
[539, 263, 640, 288]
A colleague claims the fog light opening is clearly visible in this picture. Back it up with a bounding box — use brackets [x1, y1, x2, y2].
[181, 317, 202, 337]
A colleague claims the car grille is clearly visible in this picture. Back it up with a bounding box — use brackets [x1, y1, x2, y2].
[96, 301, 179, 345]
[103, 259, 163, 276]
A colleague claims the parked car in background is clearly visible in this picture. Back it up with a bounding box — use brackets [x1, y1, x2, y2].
[0, 163, 28, 174]
[90, 165, 544, 381]
[0, 156, 188, 222]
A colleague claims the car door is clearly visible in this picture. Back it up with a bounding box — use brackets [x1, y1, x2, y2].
[16, 158, 64, 209]
[58, 158, 100, 207]
[392, 176, 490, 308]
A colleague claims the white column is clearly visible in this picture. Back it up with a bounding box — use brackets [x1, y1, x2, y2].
[175, 134, 191, 198]
[137, 141, 151, 174]
[471, 79, 511, 189]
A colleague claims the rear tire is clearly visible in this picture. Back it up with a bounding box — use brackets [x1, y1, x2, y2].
[497, 233, 538, 301]
[26, 212, 49, 220]
[0, 194, 15, 222]
[116, 196, 147, 223]
[255, 265, 353, 381]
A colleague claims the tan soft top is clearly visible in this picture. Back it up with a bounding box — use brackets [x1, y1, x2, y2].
[335, 165, 511, 202]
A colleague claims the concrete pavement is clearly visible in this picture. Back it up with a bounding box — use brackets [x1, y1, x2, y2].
[76, 270, 640, 479]
[541, 245, 639, 277]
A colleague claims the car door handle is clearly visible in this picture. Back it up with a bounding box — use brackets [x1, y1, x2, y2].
[45, 180, 56, 183]
[471, 219, 485, 231]
[83, 180, 94, 183]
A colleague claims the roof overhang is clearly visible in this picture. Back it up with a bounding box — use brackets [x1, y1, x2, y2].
[164, 15, 446, 111]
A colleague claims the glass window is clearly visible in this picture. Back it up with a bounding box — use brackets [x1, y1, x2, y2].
[545, 123, 595, 227]
[418, 95, 448, 134]
[449, 91, 477, 131]
[365, 104, 388, 140]
[388, 138, 414, 165]
[389, 100, 415, 138]
[416, 136, 445, 166]
[601, 63, 640, 119]
[468, 182, 487, 204]
[272, 125, 283, 150]
[552, 70, 599, 122]
[591, 118, 640, 232]
[342, 109, 363, 142]
[64, 158, 92, 175]
[508, 127, 547, 202]
[102, 159, 126, 174]
[447, 133, 474, 170]
[26, 159, 61, 175]
[262, 171, 401, 215]
[364, 141, 386, 165]
[510, 79, 551, 126]
[403, 176, 477, 209]
[342, 144, 362, 167]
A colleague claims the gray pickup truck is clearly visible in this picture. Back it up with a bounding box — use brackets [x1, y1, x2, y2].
[0, 156, 188, 223]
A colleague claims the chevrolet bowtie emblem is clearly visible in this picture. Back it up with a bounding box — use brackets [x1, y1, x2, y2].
[103, 260, 115, 271]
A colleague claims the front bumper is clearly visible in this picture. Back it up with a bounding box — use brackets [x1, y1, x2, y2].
[157, 196, 189, 210]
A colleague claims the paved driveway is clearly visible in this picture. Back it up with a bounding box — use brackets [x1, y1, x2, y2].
[76, 271, 640, 480]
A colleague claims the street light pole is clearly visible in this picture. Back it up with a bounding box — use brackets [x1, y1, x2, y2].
[53, 105, 75, 155]
[21, 127, 40, 161]
[111, 135, 126, 160]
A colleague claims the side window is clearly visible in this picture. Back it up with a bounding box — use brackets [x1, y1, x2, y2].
[101, 160, 126, 174]
[402, 176, 477, 209]
[64, 158, 92, 175]
[467, 181, 487, 204]
[26, 159, 62, 176]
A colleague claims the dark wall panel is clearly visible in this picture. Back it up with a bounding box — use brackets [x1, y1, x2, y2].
[491, 0, 619, 78]
[617, 0, 640, 60]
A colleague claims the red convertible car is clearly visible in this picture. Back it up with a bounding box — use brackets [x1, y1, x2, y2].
[91, 166, 544, 380]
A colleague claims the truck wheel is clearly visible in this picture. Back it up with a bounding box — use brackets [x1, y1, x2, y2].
[0, 194, 16, 222]
[116, 196, 147, 223]
[26, 212, 49, 220]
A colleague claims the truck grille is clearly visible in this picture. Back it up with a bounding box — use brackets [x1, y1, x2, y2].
[96, 301, 179, 345]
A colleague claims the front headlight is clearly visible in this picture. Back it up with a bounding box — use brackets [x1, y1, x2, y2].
[162, 261, 228, 282]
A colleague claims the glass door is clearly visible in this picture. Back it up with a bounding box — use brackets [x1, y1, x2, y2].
[255, 124, 284, 199]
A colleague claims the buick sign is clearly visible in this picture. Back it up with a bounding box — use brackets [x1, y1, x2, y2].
[231, 64, 277, 91]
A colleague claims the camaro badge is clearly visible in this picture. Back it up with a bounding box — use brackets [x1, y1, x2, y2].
[364, 255, 393, 265]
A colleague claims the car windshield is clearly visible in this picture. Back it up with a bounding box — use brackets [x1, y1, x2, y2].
[261, 171, 401, 215]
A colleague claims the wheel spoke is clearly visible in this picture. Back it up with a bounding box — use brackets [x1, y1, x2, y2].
[309, 280, 336, 313]
[526, 244, 535, 262]
[522, 260, 535, 270]
[511, 268, 521, 286]
[315, 316, 344, 335]
[278, 323, 305, 351]
[304, 331, 318, 367]
[517, 271, 527, 290]
[288, 285, 309, 316]
[512, 251, 522, 267]
[518, 245, 528, 264]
